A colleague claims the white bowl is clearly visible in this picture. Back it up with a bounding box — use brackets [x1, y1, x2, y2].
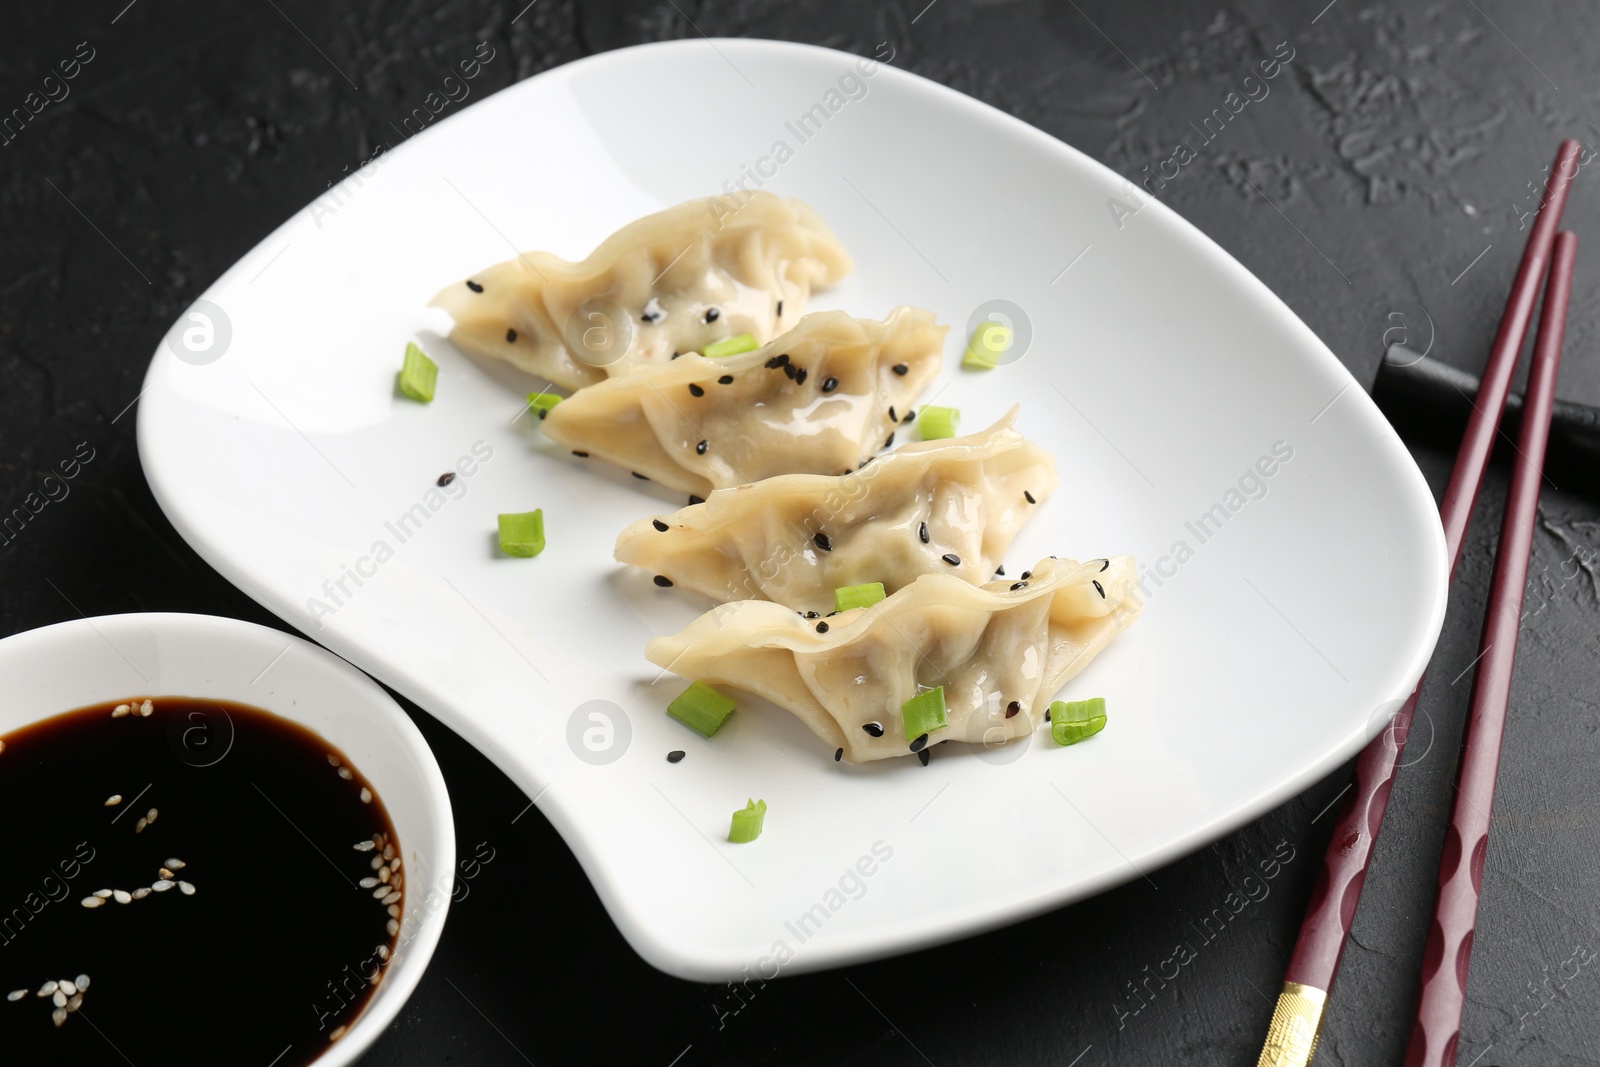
[0, 613, 454, 1065]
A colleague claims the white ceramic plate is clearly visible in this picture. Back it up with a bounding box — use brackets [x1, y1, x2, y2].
[0, 614, 454, 1063]
[137, 39, 1447, 981]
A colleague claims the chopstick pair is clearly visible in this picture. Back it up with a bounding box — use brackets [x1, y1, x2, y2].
[1255, 139, 1583, 1067]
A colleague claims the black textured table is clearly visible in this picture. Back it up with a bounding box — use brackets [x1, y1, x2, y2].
[6, 2, 1599, 1064]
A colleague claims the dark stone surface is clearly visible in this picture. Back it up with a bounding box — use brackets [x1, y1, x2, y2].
[4, 1, 1598, 1064]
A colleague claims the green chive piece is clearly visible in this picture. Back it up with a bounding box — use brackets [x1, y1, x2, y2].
[728, 797, 767, 843]
[398, 342, 438, 402]
[961, 321, 1011, 369]
[918, 405, 960, 440]
[834, 582, 886, 612]
[1049, 697, 1107, 746]
[901, 686, 948, 740]
[702, 333, 758, 359]
[668, 680, 737, 738]
[526, 391, 562, 421]
[496, 509, 545, 558]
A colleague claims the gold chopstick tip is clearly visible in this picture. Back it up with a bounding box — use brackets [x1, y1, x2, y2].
[1255, 981, 1327, 1067]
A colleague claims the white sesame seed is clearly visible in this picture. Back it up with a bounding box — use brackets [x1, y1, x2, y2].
[178, 881, 195, 895]
[329, 1025, 347, 1041]
[66, 993, 82, 1012]
[370, 856, 383, 870]
[159, 868, 174, 880]
[52, 1006, 66, 1027]
[372, 886, 389, 899]
[389, 857, 401, 871]
[112, 704, 131, 717]
[75, 975, 89, 991]
[386, 919, 398, 936]
[337, 767, 353, 780]
[386, 904, 400, 917]
[165, 858, 185, 870]
[353, 840, 375, 852]
[58, 980, 76, 996]
[360, 787, 373, 804]
[7, 989, 26, 1002]
[376, 945, 389, 960]
[368, 967, 380, 982]
[112, 890, 131, 904]
[131, 887, 151, 900]
[151, 880, 174, 892]
[146, 807, 158, 823]
[36, 981, 58, 997]
[326, 753, 341, 766]
[134, 817, 147, 833]
[104, 794, 122, 806]
[93, 889, 113, 898]
[382, 843, 395, 860]
[80, 896, 104, 908]
[379, 867, 390, 885]
[382, 891, 401, 906]
[140, 699, 153, 717]
[52, 990, 66, 1008]
[359, 877, 378, 888]
[0, 740, 5, 755]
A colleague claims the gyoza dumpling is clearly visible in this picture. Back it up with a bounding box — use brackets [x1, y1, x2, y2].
[431, 193, 852, 391]
[646, 556, 1141, 762]
[542, 307, 944, 497]
[615, 407, 1055, 611]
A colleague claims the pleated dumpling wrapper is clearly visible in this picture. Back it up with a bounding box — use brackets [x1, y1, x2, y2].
[430, 193, 852, 391]
[646, 556, 1142, 762]
[615, 407, 1055, 612]
[542, 307, 945, 497]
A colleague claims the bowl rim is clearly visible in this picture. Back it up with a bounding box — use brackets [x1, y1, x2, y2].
[0, 611, 456, 1066]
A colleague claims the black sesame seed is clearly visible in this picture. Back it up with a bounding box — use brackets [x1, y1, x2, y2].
[1044, 707, 1051, 723]
[704, 308, 720, 323]
[826, 611, 839, 617]
[505, 328, 518, 343]
[571, 450, 589, 458]
[688, 383, 705, 397]
[466, 280, 483, 292]
[1093, 579, 1106, 598]
[766, 353, 790, 369]
[1010, 582, 1027, 591]
[814, 532, 832, 552]
[862, 721, 884, 737]
[918, 521, 930, 544]
[884, 432, 895, 448]
[688, 495, 705, 505]
[1100, 558, 1111, 571]
[892, 363, 908, 375]
[795, 368, 808, 385]
[804, 611, 820, 619]
[816, 621, 829, 633]
[718, 374, 733, 385]
[695, 440, 708, 455]
[917, 749, 930, 767]
[903, 408, 915, 423]
[941, 553, 961, 567]
[537, 409, 549, 420]
[670, 351, 681, 360]
[996, 565, 1006, 576]
[776, 300, 783, 316]
[632, 472, 650, 481]
[783, 362, 797, 379]
[822, 376, 839, 393]
[888, 406, 897, 422]
[1024, 490, 1037, 504]
[1020, 570, 1032, 580]
[652, 519, 669, 532]
[1005, 700, 1021, 718]
[653, 575, 673, 587]
[667, 750, 686, 763]
[437, 472, 456, 487]
[909, 733, 929, 753]
[834, 747, 843, 762]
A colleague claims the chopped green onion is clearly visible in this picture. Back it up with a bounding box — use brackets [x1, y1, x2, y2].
[1049, 697, 1107, 746]
[834, 582, 885, 612]
[702, 333, 758, 359]
[668, 680, 737, 737]
[918, 405, 960, 441]
[398, 342, 438, 402]
[496, 509, 545, 558]
[961, 321, 1011, 369]
[901, 686, 948, 740]
[526, 391, 562, 420]
[727, 798, 767, 843]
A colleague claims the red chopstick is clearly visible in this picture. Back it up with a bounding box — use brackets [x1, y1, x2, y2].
[1403, 231, 1576, 1066]
[1254, 139, 1582, 1067]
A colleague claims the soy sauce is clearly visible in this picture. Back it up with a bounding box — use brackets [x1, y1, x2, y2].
[0, 698, 403, 1065]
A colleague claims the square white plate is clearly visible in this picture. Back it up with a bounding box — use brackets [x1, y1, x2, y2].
[138, 39, 1447, 981]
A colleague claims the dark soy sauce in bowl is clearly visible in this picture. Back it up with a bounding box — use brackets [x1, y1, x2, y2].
[0, 698, 403, 1066]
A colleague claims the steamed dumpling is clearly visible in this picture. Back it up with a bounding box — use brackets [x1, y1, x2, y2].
[431, 193, 853, 391]
[645, 556, 1142, 762]
[542, 307, 944, 497]
[615, 407, 1055, 611]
